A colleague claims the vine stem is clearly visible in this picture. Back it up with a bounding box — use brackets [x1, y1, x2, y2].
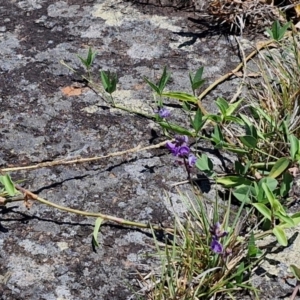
[10, 185, 174, 233]
[197, 38, 276, 112]
[1, 140, 172, 173]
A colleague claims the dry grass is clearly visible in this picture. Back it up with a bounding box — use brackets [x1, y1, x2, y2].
[197, 0, 300, 33]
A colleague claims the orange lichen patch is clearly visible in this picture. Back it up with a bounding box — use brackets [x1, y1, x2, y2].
[61, 86, 83, 96]
[133, 83, 145, 90]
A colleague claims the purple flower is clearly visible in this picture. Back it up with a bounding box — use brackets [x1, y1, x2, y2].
[209, 221, 230, 256]
[177, 145, 190, 156]
[210, 222, 228, 239]
[175, 135, 188, 144]
[166, 135, 190, 158]
[210, 237, 223, 254]
[157, 107, 171, 118]
[188, 154, 197, 167]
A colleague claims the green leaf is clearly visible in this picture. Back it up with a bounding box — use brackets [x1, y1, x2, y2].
[215, 141, 225, 149]
[193, 67, 204, 82]
[234, 161, 245, 175]
[290, 264, 300, 281]
[268, 157, 290, 179]
[216, 176, 252, 188]
[253, 106, 273, 124]
[144, 77, 160, 95]
[182, 101, 191, 112]
[206, 114, 222, 123]
[233, 185, 253, 203]
[158, 67, 170, 94]
[289, 134, 299, 160]
[268, 20, 287, 40]
[192, 109, 205, 132]
[239, 135, 258, 149]
[291, 212, 300, 226]
[190, 67, 204, 92]
[255, 181, 264, 203]
[100, 70, 109, 91]
[280, 172, 293, 197]
[281, 213, 300, 228]
[239, 113, 252, 127]
[252, 203, 272, 220]
[107, 74, 117, 94]
[268, 21, 281, 40]
[196, 154, 213, 172]
[192, 78, 205, 91]
[273, 226, 287, 246]
[189, 72, 194, 90]
[86, 47, 97, 67]
[276, 21, 291, 41]
[266, 28, 273, 39]
[234, 184, 254, 203]
[235, 262, 245, 284]
[92, 217, 104, 247]
[248, 232, 262, 258]
[234, 160, 251, 175]
[274, 212, 294, 227]
[225, 99, 243, 117]
[158, 121, 194, 136]
[77, 55, 89, 68]
[100, 71, 117, 94]
[215, 97, 229, 116]
[223, 115, 244, 125]
[259, 177, 278, 192]
[161, 91, 198, 103]
[0, 174, 18, 196]
[254, 181, 271, 204]
[211, 125, 224, 145]
[280, 119, 290, 137]
[262, 182, 276, 208]
[189, 67, 205, 91]
[77, 47, 96, 69]
[244, 124, 258, 140]
[275, 200, 287, 215]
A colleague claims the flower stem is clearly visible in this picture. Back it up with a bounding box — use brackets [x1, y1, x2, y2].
[12, 185, 173, 233]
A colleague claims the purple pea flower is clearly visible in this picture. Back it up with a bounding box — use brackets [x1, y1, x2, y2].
[188, 154, 197, 168]
[210, 237, 224, 254]
[157, 107, 171, 118]
[175, 135, 188, 144]
[177, 145, 190, 157]
[166, 135, 190, 158]
[210, 222, 228, 239]
[209, 221, 230, 256]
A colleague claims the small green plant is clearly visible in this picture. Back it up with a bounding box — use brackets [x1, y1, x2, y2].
[144, 66, 170, 98]
[100, 70, 118, 105]
[266, 20, 291, 41]
[77, 47, 97, 80]
[189, 66, 205, 96]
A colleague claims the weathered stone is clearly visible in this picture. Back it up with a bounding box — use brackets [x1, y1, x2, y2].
[0, 0, 298, 299]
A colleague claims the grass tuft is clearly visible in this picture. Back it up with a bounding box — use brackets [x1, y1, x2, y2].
[143, 188, 261, 299]
[243, 26, 300, 159]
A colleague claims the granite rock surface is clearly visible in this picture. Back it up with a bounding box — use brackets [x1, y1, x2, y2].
[0, 0, 299, 299]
